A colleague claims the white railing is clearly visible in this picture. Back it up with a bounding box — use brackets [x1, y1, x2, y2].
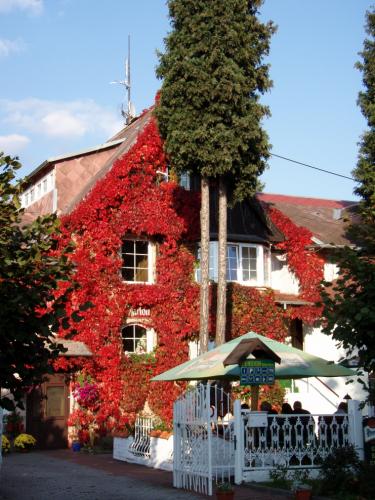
[129, 416, 153, 458]
[242, 412, 349, 470]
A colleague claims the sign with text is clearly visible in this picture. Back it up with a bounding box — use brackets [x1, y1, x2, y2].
[240, 359, 275, 386]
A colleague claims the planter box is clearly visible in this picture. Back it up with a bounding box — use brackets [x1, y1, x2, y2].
[113, 435, 173, 471]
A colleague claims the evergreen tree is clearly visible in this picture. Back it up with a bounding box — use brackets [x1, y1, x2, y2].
[0, 153, 87, 410]
[156, 0, 275, 349]
[322, 8, 375, 383]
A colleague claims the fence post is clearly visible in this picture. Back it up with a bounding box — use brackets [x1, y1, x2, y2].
[234, 399, 242, 485]
[348, 399, 364, 460]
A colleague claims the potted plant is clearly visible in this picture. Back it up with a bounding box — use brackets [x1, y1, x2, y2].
[2, 435, 11, 454]
[216, 481, 235, 499]
[292, 480, 312, 500]
[13, 433, 36, 452]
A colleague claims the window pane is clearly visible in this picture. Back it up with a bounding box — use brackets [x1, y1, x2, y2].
[123, 338, 134, 352]
[122, 240, 134, 254]
[122, 267, 135, 281]
[241, 246, 257, 282]
[226, 245, 238, 281]
[135, 241, 148, 254]
[46, 386, 65, 417]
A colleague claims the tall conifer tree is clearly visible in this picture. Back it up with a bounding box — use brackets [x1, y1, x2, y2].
[322, 8, 375, 383]
[156, 0, 275, 350]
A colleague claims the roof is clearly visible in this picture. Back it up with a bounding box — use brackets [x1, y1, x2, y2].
[273, 292, 312, 306]
[26, 139, 126, 182]
[257, 193, 358, 247]
[56, 339, 93, 357]
[63, 108, 153, 214]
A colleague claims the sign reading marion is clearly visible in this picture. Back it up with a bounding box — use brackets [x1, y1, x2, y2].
[129, 307, 151, 318]
[240, 359, 275, 386]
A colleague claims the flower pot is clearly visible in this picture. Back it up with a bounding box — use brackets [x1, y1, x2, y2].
[216, 491, 234, 500]
[295, 489, 312, 500]
[72, 441, 81, 452]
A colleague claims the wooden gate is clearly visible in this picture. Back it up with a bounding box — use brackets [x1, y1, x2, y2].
[26, 374, 70, 449]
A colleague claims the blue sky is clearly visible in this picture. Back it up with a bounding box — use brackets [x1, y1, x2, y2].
[0, 0, 373, 201]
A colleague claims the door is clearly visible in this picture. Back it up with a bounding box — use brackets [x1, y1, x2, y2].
[26, 374, 70, 449]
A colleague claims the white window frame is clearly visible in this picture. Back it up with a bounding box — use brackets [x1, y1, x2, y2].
[196, 241, 270, 287]
[121, 239, 155, 284]
[121, 324, 155, 354]
[22, 169, 55, 208]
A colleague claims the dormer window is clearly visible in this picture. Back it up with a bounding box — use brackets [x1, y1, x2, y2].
[22, 170, 55, 208]
[121, 239, 155, 283]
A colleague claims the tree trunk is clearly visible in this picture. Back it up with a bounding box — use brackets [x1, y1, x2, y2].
[216, 177, 227, 346]
[199, 176, 210, 354]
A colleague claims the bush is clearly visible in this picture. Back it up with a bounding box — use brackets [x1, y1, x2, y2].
[2, 434, 10, 454]
[317, 445, 362, 497]
[13, 433, 36, 451]
[358, 463, 375, 499]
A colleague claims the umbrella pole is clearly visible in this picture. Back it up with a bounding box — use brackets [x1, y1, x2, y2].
[251, 385, 259, 411]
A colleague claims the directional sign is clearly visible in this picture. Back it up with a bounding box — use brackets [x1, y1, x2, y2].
[240, 359, 275, 386]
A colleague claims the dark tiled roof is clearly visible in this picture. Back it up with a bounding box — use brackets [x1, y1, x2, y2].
[62, 109, 153, 214]
[257, 193, 358, 247]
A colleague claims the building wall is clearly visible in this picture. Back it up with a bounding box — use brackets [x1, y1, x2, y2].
[270, 253, 300, 294]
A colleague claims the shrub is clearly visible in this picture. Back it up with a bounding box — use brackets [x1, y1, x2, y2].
[2, 434, 11, 454]
[317, 445, 361, 497]
[13, 433, 36, 451]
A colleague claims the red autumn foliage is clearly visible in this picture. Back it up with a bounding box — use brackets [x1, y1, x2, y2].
[55, 114, 324, 430]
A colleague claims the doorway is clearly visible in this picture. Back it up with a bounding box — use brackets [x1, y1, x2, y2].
[26, 374, 70, 449]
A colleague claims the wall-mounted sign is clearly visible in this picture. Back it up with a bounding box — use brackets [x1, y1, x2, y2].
[240, 359, 275, 386]
[129, 307, 151, 318]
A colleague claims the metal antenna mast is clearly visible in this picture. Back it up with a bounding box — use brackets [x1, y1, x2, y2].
[110, 34, 135, 126]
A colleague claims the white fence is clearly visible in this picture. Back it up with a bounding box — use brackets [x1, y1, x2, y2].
[172, 384, 365, 495]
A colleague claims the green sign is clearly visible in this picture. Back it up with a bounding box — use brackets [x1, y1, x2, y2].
[240, 359, 275, 386]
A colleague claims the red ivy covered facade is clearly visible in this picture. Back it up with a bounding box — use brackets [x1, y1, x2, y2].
[55, 116, 324, 431]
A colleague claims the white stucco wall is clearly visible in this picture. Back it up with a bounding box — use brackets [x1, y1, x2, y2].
[286, 326, 368, 414]
[324, 262, 339, 282]
[270, 254, 300, 294]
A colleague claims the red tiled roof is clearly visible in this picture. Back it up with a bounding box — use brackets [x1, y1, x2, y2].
[257, 193, 358, 246]
[257, 193, 355, 209]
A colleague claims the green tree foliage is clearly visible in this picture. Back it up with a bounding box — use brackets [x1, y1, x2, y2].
[155, 0, 275, 203]
[321, 8, 375, 379]
[0, 153, 85, 410]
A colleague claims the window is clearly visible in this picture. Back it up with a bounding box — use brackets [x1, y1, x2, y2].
[121, 325, 147, 353]
[179, 172, 190, 190]
[121, 239, 154, 283]
[21, 170, 55, 208]
[196, 242, 270, 286]
[121, 324, 155, 354]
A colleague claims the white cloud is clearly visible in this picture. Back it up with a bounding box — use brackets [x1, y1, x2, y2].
[0, 0, 43, 15]
[0, 38, 25, 57]
[0, 98, 123, 140]
[0, 133, 30, 155]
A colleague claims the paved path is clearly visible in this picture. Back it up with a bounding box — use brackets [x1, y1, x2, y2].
[0, 450, 292, 500]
